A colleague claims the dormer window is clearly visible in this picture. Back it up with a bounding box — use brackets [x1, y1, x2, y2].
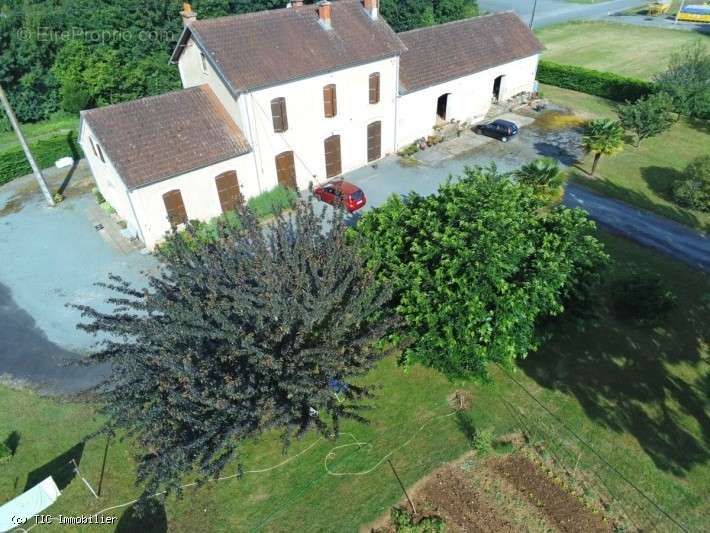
[200, 52, 208, 74]
[323, 84, 337, 118]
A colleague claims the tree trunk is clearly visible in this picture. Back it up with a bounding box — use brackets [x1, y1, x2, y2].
[591, 153, 602, 176]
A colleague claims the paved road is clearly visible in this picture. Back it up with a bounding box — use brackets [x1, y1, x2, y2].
[564, 183, 710, 272]
[479, 0, 648, 28]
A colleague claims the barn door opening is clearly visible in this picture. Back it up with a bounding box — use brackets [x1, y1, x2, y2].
[324, 134, 342, 179]
[436, 94, 449, 123]
[493, 75, 504, 102]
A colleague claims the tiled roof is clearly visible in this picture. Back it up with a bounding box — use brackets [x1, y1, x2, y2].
[398, 11, 544, 94]
[81, 85, 252, 190]
[171, 0, 407, 94]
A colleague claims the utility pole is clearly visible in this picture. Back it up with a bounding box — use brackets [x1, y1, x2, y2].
[529, 0, 539, 29]
[675, 0, 686, 25]
[0, 83, 55, 206]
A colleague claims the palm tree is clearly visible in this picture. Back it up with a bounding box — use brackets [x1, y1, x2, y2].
[516, 157, 566, 192]
[582, 119, 625, 176]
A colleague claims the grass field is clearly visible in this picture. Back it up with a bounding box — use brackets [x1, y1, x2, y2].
[0, 115, 79, 152]
[1, 231, 707, 532]
[536, 21, 708, 79]
[541, 84, 710, 231]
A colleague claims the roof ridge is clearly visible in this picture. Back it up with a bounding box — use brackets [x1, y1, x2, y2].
[192, 0, 361, 26]
[397, 10, 517, 36]
[81, 85, 205, 117]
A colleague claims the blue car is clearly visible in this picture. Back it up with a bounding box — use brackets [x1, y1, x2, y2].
[474, 119, 519, 143]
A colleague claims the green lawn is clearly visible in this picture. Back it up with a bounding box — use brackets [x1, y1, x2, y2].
[541, 84, 710, 231]
[1, 231, 707, 531]
[0, 115, 79, 152]
[536, 21, 708, 79]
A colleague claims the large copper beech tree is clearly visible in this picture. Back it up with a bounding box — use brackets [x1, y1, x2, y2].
[74, 199, 393, 503]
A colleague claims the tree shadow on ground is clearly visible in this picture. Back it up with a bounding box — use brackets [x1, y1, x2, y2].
[4, 430, 20, 455]
[521, 277, 710, 475]
[24, 442, 84, 491]
[572, 173, 704, 231]
[116, 501, 167, 533]
[640, 166, 685, 203]
[686, 117, 710, 135]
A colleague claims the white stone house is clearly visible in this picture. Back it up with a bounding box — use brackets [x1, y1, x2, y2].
[79, 0, 543, 250]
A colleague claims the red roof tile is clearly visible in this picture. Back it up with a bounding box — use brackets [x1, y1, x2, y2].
[172, 0, 407, 94]
[398, 12, 544, 94]
[81, 85, 252, 190]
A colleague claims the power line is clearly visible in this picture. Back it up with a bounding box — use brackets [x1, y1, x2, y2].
[496, 364, 689, 532]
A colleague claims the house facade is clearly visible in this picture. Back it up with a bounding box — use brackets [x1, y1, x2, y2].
[79, 0, 543, 250]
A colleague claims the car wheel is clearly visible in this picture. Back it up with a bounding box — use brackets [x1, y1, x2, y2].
[501, 136, 508, 143]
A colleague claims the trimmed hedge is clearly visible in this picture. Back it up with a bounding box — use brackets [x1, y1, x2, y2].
[538, 60, 655, 102]
[0, 131, 83, 186]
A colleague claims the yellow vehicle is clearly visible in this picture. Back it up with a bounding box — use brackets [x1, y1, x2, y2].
[647, 2, 671, 16]
[677, 3, 710, 23]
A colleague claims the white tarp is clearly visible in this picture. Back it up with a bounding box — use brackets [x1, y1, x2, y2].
[0, 477, 61, 532]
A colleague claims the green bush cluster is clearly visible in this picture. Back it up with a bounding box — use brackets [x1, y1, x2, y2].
[612, 273, 677, 324]
[390, 507, 445, 533]
[246, 185, 298, 219]
[0, 131, 83, 186]
[672, 155, 710, 213]
[537, 61, 655, 102]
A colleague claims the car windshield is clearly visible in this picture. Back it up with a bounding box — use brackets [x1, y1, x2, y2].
[350, 191, 364, 201]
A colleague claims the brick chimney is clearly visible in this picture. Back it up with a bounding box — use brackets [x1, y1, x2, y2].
[364, 0, 378, 20]
[180, 2, 197, 26]
[317, 1, 332, 30]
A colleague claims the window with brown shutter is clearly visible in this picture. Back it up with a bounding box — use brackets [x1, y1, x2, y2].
[367, 121, 382, 163]
[323, 84, 337, 118]
[271, 97, 288, 133]
[324, 135, 342, 178]
[369, 73, 380, 104]
[96, 143, 105, 163]
[162, 189, 187, 226]
[215, 170, 242, 213]
[89, 137, 98, 157]
[275, 151, 297, 189]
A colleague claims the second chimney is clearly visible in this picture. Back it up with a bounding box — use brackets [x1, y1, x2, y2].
[180, 2, 197, 26]
[317, 1, 332, 30]
[364, 0, 378, 20]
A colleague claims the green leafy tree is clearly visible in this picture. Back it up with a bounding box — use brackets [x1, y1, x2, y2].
[515, 157, 566, 201]
[618, 92, 676, 147]
[357, 166, 607, 380]
[582, 119, 625, 176]
[74, 200, 393, 502]
[655, 40, 710, 120]
[672, 155, 710, 212]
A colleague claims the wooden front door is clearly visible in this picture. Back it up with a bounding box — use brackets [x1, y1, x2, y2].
[324, 135, 342, 179]
[162, 189, 187, 226]
[275, 151, 297, 189]
[215, 170, 242, 212]
[367, 121, 382, 163]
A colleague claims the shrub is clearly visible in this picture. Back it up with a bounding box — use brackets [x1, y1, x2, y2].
[612, 274, 677, 323]
[473, 428, 494, 456]
[672, 155, 710, 212]
[398, 142, 420, 157]
[537, 61, 654, 102]
[247, 185, 297, 219]
[390, 507, 445, 533]
[0, 131, 83, 185]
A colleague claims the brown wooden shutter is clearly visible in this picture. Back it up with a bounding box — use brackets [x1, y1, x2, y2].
[162, 189, 187, 226]
[323, 84, 337, 118]
[369, 73, 380, 104]
[367, 121, 382, 162]
[275, 151, 297, 189]
[271, 97, 288, 132]
[324, 135, 342, 178]
[215, 170, 242, 213]
[89, 137, 98, 157]
[96, 144, 105, 163]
